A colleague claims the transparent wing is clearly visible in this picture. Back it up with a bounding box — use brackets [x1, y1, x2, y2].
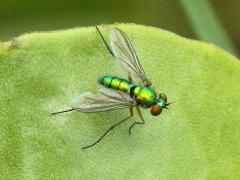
[110, 28, 151, 86]
[71, 88, 135, 113]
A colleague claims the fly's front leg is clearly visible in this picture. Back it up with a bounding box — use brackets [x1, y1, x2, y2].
[128, 106, 145, 134]
[82, 107, 133, 149]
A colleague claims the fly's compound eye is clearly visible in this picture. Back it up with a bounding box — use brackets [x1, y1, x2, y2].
[159, 93, 167, 102]
[151, 104, 162, 116]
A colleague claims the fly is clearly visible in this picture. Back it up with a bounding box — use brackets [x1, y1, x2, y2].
[52, 26, 171, 149]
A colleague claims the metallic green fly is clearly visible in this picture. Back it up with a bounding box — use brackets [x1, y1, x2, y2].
[52, 26, 171, 149]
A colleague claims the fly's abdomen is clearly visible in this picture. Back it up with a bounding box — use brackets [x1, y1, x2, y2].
[98, 76, 131, 93]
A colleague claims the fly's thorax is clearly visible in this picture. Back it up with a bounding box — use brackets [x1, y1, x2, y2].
[98, 76, 132, 93]
[135, 87, 157, 108]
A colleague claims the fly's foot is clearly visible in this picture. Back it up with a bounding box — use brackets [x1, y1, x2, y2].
[128, 121, 144, 134]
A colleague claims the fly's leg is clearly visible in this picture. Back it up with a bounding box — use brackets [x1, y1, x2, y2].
[51, 108, 75, 115]
[128, 106, 145, 134]
[128, 74, 133, 83]
[96, 25, 135, 88]
[82, 107, 133, 149]
[96, 26, 115, 58]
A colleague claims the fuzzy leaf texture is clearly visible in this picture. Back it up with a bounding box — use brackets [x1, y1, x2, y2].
[0, 24, 239, 179]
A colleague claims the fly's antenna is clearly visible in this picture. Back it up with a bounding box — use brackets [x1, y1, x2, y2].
[165, 98, 184, 109]
[166, 101, 173, 107]
[51, 108, 75, 115]
[166, 100, 176, 106]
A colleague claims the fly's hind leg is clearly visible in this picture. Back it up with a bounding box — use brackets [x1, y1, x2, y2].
[129, 106, 145, 134]
[96, 26, 115, 58]
[82, 107, 133, 149]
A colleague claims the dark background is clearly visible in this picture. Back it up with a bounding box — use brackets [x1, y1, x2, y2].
[0, 0, 239, 55]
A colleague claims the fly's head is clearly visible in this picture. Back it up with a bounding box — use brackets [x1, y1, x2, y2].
[151, 93, 170, 116]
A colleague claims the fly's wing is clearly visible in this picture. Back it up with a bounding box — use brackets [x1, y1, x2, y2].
[71, 88, 135, 113]
[110, 28, 151, 86]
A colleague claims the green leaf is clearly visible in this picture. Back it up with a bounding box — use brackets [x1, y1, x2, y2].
[1, 24, 239, 179]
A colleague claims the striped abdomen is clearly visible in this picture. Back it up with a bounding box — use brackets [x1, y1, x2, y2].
[98, 76, 157, 108]
[98, 76, 133, 93]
